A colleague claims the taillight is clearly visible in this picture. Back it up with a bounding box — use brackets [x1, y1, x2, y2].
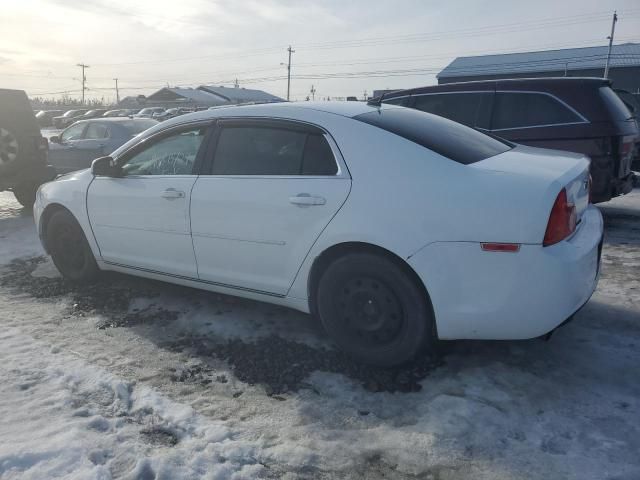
[543, 188, 576, 246]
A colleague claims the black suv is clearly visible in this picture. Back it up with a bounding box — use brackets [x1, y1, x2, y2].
[381, 78, 638, 203]
[0, 89, 55, 207]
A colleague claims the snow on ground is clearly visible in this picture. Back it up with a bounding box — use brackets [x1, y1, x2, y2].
[0, 190, 639, 479]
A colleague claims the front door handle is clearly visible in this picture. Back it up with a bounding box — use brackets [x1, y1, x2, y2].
[161, 188, 186, 200]
[289, 193, 326, 206]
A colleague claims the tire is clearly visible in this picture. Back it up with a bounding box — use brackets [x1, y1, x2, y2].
[47, 210, 99, 282]
[316, 252, 435, 367]
[13, 182, 39, 209]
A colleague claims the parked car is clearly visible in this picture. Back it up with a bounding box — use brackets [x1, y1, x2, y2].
[134, 107, 165, 118]
[153, 108, 192, 121]
[103, 109, 129, 118]
[53, 109, 88, 129]
[0, 89, 55, 207]
[34, 102, 603, 366]
[48, 118, 158, 174]
[381, 77, 638, 203]
[76, 109, 108, 121]
[35, 110, 64, 128]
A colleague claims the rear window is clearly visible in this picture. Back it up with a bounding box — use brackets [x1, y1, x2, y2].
[600, 87, 634, 122]
[354, 106, 511, 165]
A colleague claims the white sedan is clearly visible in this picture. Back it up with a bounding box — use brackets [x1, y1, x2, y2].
[34, 101, 603, 366]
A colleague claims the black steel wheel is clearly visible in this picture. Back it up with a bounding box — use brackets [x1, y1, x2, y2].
[316, 252, 435, 366]
[47, 210, 99, 282]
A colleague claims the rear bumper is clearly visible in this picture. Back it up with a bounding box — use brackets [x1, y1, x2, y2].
[408, 206, 603, 340]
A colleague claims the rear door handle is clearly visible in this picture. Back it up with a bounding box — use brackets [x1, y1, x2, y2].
[161, 188, 186, 200]
[289, 193, 326, 206]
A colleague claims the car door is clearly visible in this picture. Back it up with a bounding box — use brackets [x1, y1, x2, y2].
[87, 123, 210, 278]
[190, 118, 351, 296]
[48, 122, 89, 173]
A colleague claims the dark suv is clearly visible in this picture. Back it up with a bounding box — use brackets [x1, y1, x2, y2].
[381, 78, 638, 203]
[0, 89, 55, 207]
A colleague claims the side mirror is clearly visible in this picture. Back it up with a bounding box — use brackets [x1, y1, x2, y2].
[49, 135, 61, 144]
[91, 156, 120, 177]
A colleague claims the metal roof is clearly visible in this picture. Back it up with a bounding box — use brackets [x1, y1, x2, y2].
[438, 42, 640, 78]
[147, 87, 228, 106]
[197, 85, 283, 103]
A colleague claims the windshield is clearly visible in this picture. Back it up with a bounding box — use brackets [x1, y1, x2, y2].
[354, 106, 511, 165]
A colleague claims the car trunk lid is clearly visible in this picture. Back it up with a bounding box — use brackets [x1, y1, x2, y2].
[471, 145, 591, 223]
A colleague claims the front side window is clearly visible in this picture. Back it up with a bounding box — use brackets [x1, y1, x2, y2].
[492, 92, 583, 130]
[85, 123, 110, 139]
[211, 125, 337, 176]
[61, 123, 86, 142]
[121, 126, 206, 176]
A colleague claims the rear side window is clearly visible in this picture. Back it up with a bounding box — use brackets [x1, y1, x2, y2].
[212, 126, 337, 175]
[492, 92, 583, 130]
[412, 92, 491, 128]
[354, 107, 511, 165]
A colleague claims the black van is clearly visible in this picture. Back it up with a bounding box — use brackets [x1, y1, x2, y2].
[381, 78, 638, 203]
[0, 89, 55, 207]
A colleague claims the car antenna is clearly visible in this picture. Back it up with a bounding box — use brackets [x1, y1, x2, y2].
[367, 91, 388, 107]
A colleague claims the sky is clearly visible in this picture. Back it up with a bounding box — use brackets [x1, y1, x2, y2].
[1, 0, 639, 103]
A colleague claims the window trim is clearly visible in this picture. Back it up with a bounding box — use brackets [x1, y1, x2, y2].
[490, 90, 589, 131]
[112, 120, 213, 177]
[203, 116, 349, 179]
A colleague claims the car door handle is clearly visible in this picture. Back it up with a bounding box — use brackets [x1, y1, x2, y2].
[289, 193, 326, 206]
[161, 188, 186, 200]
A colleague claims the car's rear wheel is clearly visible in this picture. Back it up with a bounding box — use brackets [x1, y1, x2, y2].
[12, 182, 39, 209]
[47, 210, 99, 282]
[316, 252, 435, 366]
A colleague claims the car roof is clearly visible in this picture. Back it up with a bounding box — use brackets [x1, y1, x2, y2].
[160, 101, 390, 125]
[384, 77, 612, 97]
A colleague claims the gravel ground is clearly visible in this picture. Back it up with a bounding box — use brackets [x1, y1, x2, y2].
[1, 190, 639, 479]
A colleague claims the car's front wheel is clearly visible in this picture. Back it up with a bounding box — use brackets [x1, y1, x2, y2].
[47, 210, 99, 282]
[316, 252, 435, 367]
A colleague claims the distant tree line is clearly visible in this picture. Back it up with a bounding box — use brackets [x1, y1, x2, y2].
[30, 94, 115, 110]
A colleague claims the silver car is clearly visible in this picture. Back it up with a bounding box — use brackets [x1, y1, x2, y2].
[48, 118, 158, 174]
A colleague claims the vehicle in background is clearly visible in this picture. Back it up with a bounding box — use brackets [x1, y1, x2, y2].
[35, 102, 602, 366]
[76, 109, 108, 121]
[381, 77, 638, 203]
[48, 118, 158, 174]
[346, 96, 359, 101]
[0, 89, 55, 207]
[35, 110, 64, 128]
[615, 89, 640, 171]
[134, 107, 165, 118]
[53, 109, 88, 129]
[103, 109, 130, 118]
[152, 107, 192, 121]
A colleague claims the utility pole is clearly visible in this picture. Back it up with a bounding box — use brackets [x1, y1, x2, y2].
[310, 84, 316, 101]
[113, 78, 120, 104]
[363, 90, 368, 101]
[286, 45, 294, 101]
[604, 11, 618, 79]
[76, 63, 89, 104]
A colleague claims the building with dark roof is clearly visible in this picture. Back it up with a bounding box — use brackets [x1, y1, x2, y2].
[437, 43, 640, 93]
[197, 85, 283, 104]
